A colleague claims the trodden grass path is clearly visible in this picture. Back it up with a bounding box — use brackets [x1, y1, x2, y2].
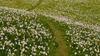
[27, 0, 68, 55]
[50, 23, 68, 56]
[0, 0, 68, 55]
[28, 0, 68, 55]
[39, 16, 68, 56]
[27, 0, 44, 11]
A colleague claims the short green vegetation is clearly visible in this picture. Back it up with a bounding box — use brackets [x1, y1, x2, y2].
[0, 0, 100, 56]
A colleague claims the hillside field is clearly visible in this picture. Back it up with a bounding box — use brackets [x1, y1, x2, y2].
[0, 0, 100, 56]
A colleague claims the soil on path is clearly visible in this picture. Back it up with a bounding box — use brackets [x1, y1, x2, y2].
[40, 18, 68, 56]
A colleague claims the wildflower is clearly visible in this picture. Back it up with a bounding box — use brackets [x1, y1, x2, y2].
[20, 25, 23, 27]
[0, 7, 56, 56]
[50, 36, 52, 38]
[61, 24, 63, 26]
[95, 42, 99, 44]
[74, 52, 77, 55]
[85, 54, 88, 56]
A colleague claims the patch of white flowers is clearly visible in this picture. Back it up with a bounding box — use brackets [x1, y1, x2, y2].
[66, 24, 100, 56]
[0, 7, 56, 56]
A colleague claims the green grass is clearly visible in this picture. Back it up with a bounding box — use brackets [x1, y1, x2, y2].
[0, 0, 100, 25]
[37, 15, 59, 56]
[43, 15, 100, 56]
[0, 7, 57, 56]
[33, 0, 100, 25]
[0, 0, 100, 56]
[27, 0, 44, 11]
[0, 0, 38, 9]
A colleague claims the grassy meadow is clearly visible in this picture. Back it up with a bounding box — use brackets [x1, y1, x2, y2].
[0, 0, 100, 56]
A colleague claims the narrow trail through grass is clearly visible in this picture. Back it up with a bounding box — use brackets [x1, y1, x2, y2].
[39, 16, 68, 56]
[0, 6, 68, 56]
[1, 0, 100, 56]
[0, 0, 69, 55]
[27, 1, 68, 55]
[27, 0, 44, 11]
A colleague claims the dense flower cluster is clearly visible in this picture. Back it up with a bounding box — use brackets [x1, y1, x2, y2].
[66, 24, 100, 56]
[0, 7, 55, 56]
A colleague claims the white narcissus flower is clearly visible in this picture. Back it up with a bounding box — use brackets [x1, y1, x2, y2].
[0, 7, 55, 56]
[85, 54, 88, 56]
[74, 52, 77, 55]
[20, 25, 23, 27]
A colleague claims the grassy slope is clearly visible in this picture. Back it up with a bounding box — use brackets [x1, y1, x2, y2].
[0, 0, 57, 56]
[0, 0, 100, 25]
[0, 0, 38, 9]
[33, 0, 100, 25]
[0, 0, 100, 56]
[38, 15, 68, 56]
[0, 0, 68, 56]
